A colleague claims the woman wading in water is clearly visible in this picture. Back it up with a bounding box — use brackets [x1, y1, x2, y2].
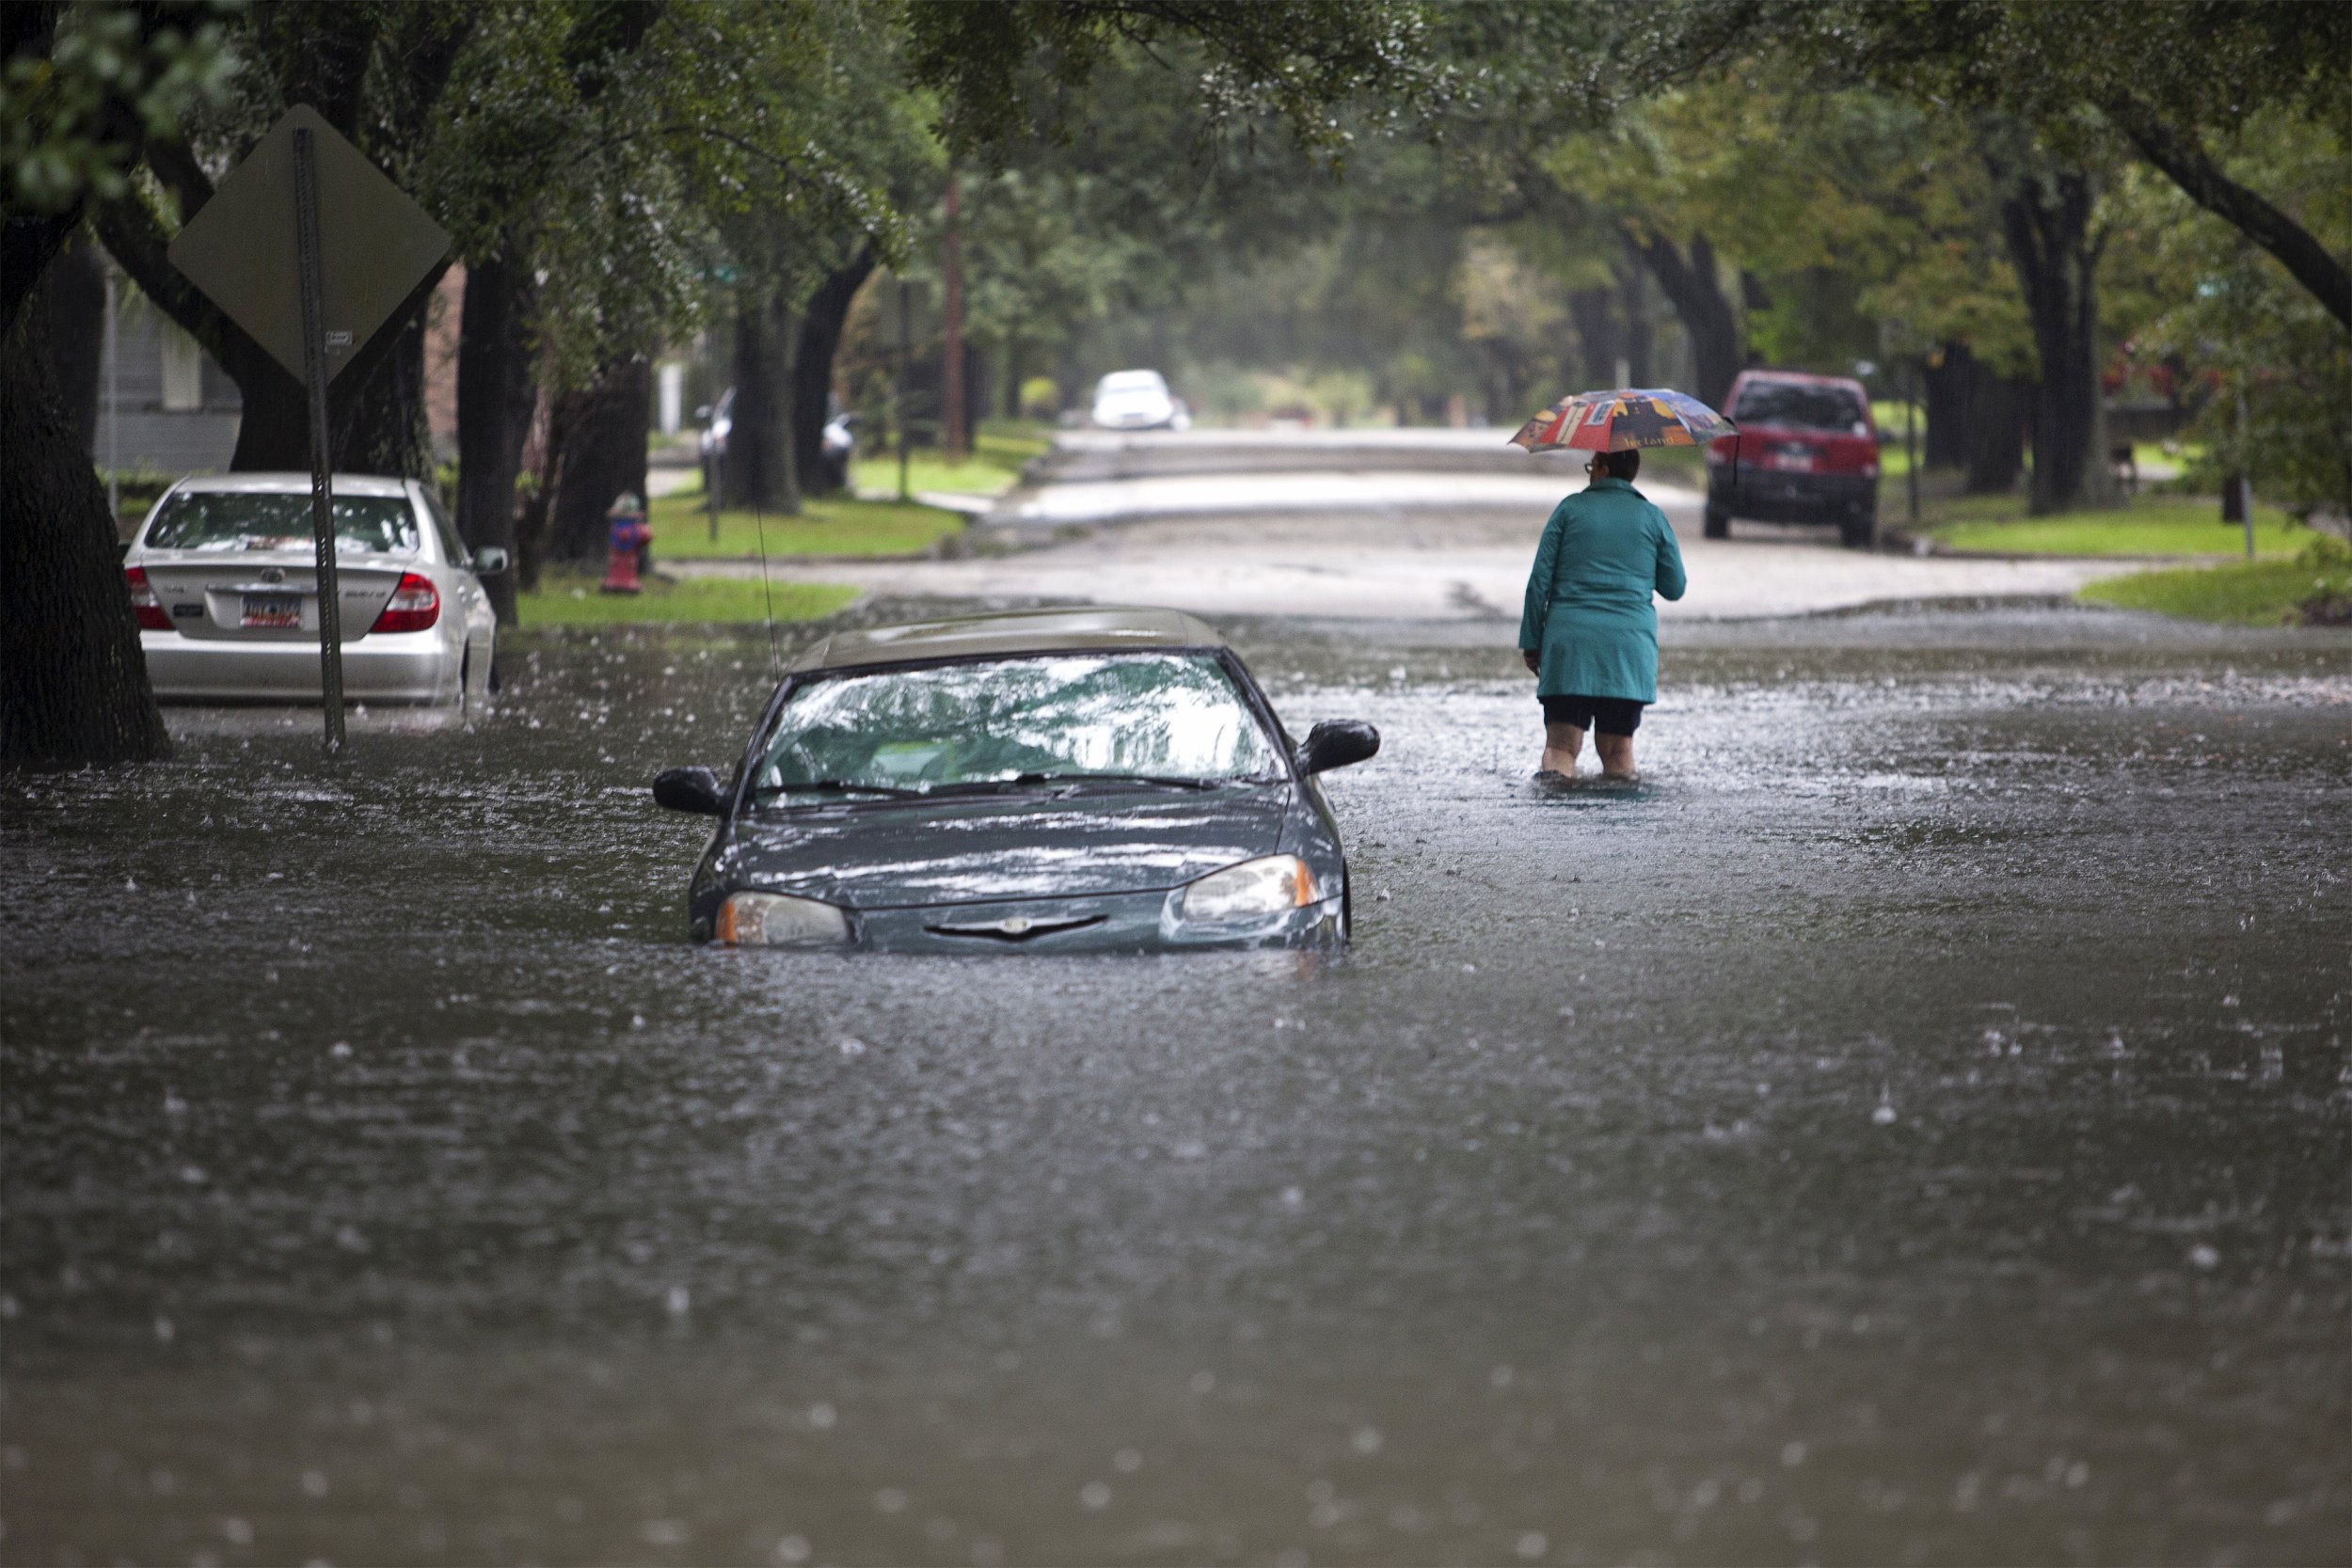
[1517, 447, 1687, 780]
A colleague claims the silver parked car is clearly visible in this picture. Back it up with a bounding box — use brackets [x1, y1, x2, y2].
[125, 472, 504, 706]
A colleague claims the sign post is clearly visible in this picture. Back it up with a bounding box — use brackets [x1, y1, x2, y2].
[167, 105, 450, 754]
[291, 127, 346, 751]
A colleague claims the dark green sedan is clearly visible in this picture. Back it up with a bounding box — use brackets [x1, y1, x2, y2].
[652, 606, 1380, 952]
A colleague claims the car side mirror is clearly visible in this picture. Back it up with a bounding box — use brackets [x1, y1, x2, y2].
[471, 546, 510, 576]
[1295, 720, 1379, 776]
[694, 404, 713, 422]
[653, 766, 726, 815]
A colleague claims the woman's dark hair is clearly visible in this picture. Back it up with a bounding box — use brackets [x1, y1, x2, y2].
[1598, 449, 1641, 481]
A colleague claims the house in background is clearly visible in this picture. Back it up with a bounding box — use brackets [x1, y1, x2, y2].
[92, 296, 243, 478]
[93, 267, 465, 482]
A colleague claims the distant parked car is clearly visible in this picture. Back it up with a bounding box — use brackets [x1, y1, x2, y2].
[1090, 369, 1190, 432]
[651, 605, 1379, 953]
[701, 388, 856, 488]
[125, 473, 503, 706]
[1705, 370, 1881, 547]
[697, 387, 734, 467]
[818, 405, 857, 489]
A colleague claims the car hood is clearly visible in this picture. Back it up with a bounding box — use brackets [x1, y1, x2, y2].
[718, 784, 1294, 910]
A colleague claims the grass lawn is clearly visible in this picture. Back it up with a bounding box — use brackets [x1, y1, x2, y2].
[517, 573, 856, 627]
[1901, 488, 2305, 558]
[850, 420, 1055, 498]
[648, 486, 965, 560]
[2079, 550, 2352, 626]
[850, 453, 1021, 497]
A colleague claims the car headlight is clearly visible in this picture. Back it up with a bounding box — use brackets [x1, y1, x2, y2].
[717, 891, 850, 946]
[1181, 855, 1319, 924]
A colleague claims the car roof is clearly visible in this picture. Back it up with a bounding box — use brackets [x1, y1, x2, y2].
[787, 605, 1226, 673]
[1098, 370, 1166, 388]
[1733, 369, 1867, 393]
[169, 472, 415, 498]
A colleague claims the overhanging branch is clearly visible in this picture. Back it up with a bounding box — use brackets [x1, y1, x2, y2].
[2111, 103, 2351, 330]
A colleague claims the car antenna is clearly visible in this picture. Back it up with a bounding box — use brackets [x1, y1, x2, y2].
[752, 497, 781, 682]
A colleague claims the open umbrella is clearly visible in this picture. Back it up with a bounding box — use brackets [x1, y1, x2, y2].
[1509, 387, 1735, 453]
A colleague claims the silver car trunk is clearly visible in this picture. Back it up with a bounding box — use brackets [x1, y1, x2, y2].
[137, 551, 410, 641]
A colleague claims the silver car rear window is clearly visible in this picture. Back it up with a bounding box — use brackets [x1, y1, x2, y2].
[145, 492, 421, 555]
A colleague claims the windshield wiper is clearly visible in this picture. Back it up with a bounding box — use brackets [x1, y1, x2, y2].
[998, 771, 1245, 791]
[751, 779, 926, 800]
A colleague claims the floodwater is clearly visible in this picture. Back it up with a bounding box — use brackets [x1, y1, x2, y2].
[4, 602, 2348, 1566]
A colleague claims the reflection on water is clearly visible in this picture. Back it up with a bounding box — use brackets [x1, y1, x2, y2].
[3, 610, 2348, 1564]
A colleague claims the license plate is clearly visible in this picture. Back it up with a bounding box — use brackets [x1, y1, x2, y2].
[242, 593, 302, 629]
[1768, 453, 1818, 473]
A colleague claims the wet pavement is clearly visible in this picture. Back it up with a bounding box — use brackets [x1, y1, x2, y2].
[4, 602, 2348, 1566]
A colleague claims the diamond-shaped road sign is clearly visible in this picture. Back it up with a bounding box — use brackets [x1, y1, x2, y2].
[168, 105, 450, 387]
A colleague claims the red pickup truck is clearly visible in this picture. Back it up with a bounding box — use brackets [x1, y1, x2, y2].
[1705, 370, 1883, 548]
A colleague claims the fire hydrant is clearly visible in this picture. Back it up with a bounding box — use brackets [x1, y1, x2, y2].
[598, 492, 649, 594]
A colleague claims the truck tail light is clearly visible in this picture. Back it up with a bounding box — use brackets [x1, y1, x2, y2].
[125, 566, 172, 631]
[370, 572, 439, 634]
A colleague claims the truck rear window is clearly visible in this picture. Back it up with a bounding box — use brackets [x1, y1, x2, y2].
[1733, 383, 1867, 433]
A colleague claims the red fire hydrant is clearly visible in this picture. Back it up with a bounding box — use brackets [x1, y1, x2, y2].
[598, 492, 650, 594]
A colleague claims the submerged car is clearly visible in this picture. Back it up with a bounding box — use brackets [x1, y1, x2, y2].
[1704, 369, 1882, 547]
[1089, 369, 1190, 432]
[653, 607, 1379, 953]
[125, 473, 504, 705]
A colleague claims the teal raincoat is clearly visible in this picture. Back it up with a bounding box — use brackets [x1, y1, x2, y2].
[1517, 476, 1688, 704]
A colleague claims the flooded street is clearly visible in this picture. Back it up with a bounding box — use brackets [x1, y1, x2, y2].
[5, 603, 2348, 1565]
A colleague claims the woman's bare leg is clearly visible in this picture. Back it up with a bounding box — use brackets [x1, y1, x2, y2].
[1540, 721, 1584, 776]
[1595, 732, 1636, 779]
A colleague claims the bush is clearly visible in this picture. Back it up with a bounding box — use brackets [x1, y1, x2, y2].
[1018, 376, 1060, 420]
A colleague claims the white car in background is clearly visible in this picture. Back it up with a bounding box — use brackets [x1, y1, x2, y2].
[125, 473, 503, 707]
[1090, 369, 1191, 431]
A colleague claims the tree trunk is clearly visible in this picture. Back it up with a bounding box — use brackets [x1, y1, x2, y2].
[330, 302, 436, 478]
[725, 299, 800, 514]
[455, 254, 539, 624]
[2, 278, 171, 765]
[1565, 287, 1619, 393]
[1614, 247, 1656, 387]
[1921, 341, 1970, 470]
[41, 237, 105, 455]
[540, 359, 652, 567]
[1628, 229, 1738, 406]
[1992, 151, 2115, 515]
[790, 246, 875, 497]
[1002, 338, 1027, 420]
[1963, 353, 2030, 495]
[967, 342, 994, 425]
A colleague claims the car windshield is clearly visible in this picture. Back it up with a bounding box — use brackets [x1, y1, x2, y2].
[753, 652, 1280, 801]
[1733, 382, 1867, 432]
[1098, 372, 1165, 395]
[145, 492, 421, 556]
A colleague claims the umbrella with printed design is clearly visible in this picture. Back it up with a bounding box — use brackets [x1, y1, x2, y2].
[1509, 387, 1735, 453]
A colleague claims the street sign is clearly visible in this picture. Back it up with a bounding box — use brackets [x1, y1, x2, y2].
[168, 105, 449, 753]
[167, 104, 450, 388]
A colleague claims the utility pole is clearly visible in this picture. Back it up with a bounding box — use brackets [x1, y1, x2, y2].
[897, 277, 914, 503]
[103, 259, 119, 527]
[1905, 358, 1920, 530]
[707, 326, 720, 542]
[2236, 379, 2254, 560]
[941, 172, 966, 462]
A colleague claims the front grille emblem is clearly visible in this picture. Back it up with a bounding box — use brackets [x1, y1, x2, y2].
[926, 913, 1106, 942]
[261, 567, 286, 584]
